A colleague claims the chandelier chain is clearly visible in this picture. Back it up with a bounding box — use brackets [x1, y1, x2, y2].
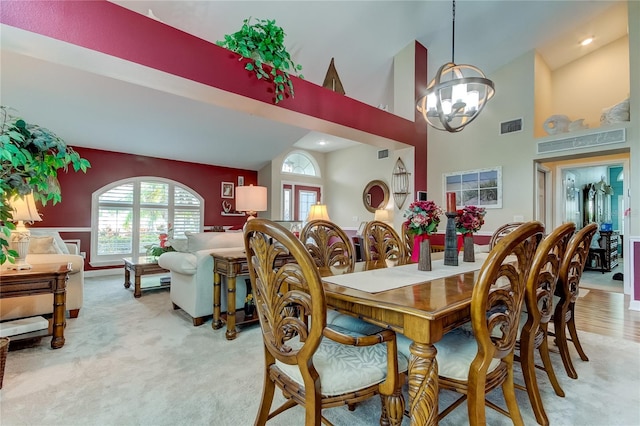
[451, 0, 456, 64]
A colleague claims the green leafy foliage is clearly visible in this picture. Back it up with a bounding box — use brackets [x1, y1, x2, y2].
[0, 106, 91, 264]
[217, 18, 304, 104]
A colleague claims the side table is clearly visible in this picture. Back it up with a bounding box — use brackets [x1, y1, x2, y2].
[122, 256, 170, 298]
[0, 263, 70, 349]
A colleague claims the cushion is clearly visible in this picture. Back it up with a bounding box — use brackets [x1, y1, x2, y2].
[327, 312, 386, 336]
[276, 335, 408, 396]
[397, 328, 501, 381]
[158, 251, 197, 275]
[28, 230, 70, 254]
[28, 236, 63, 254]
[168, 238, 188, 253]
[184, 231, 244, 253]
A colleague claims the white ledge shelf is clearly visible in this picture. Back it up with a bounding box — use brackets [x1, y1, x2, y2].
[221, 212, 245, 216]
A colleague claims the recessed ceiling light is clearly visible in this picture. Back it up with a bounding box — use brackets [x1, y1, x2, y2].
[580, 37, 594, 46]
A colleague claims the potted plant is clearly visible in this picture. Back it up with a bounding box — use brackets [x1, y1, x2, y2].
[0, 106, 91, 265]
[217, 17, 304, 104]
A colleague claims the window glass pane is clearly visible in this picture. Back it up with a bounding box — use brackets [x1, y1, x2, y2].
[141, 182, 168, 204]
[173, 210, 201, 237]
[282, 153, 317, 176]
[461, 173, 479, 190]
[298, 190, 318, 221]
[140, 208, 169, 252]
[97, 207, 133, 255]
[283, 189, 292, 221]
[99, 184, 133, 204]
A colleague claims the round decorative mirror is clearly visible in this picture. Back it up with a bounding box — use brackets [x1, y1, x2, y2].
[363, 180, 390, 213]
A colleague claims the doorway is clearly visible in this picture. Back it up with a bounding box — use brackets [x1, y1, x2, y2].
[282, 184, 322, 221]
[538, 152, 629, 295]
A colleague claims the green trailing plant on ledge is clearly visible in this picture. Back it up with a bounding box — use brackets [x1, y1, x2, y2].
[0, 106, 91, 265]
[217, 17, 304, 104]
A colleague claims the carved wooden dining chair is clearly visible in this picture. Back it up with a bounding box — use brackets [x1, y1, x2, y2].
[551, 222, 598, 380]
[243, 219, 408, 426]
[515, 222, 575, 426]
[299, 219, 356, 274]
[489, 222, 524, 249]
[398, 221, 544, 425]
[362, 220, 406, 265]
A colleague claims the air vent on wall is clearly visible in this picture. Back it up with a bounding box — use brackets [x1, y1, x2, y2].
[500, 118, 523, 135]
[537, 128, 626, 154]
[378, 149, 389, 159]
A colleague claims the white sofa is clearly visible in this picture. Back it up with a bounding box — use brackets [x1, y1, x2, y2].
[158, 231, 249, 326]
[1, 230, 85, 321]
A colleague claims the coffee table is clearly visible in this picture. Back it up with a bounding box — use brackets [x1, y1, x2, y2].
[122, 256, 170, 298]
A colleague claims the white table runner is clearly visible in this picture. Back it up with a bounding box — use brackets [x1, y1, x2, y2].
[323, 252, 488, 293]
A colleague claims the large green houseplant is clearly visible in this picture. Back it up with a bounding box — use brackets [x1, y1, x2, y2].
[0, 106, 91, 264]
[217, 18, 303, 104]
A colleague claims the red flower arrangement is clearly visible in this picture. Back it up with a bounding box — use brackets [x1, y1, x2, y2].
[403, 200, 444, 236]
[455, 206, 486, 235]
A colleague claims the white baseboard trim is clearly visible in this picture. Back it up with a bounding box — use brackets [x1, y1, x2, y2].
[85, 268, 123, 278]
[628, 299, 640, 312]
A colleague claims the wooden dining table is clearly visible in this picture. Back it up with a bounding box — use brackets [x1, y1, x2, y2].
[320, 253, 488, 426]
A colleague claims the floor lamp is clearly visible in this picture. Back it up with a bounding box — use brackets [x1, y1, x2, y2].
[8, 192, 42, 270]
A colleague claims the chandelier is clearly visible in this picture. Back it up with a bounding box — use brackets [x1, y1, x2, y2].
[417, 0, 495, 132]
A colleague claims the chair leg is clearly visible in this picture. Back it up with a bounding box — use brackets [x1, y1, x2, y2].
[567, 305, 589, 362]
[520, 335, 549, 426]
[554, 310, 578, 380]
[538, 337, 565, 397]
[502, 360, 525, 426]
[255, 370, 276, 426]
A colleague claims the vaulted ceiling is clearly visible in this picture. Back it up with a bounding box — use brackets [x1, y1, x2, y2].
[1, 1, 628, 170]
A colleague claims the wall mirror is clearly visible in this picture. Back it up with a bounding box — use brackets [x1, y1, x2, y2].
[363, 180, 390, 213]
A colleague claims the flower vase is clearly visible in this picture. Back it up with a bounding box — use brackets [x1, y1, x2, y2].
[418, 239, 432, 271]
[463, 234, 475, 263]
[244, 302, 255, 320]
[411, 234, 429, 263]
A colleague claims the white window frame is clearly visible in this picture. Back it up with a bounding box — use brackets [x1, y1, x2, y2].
[90, 177, 204, 266]
[281, 150, 321, 177]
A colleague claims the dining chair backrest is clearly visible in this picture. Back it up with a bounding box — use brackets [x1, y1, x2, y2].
[553, 222, 598, 379]
[300, 219, 356, 274]
[363, 220, 406, 264]
[400, 221, 414, 259]
[489, 222, 524, 249]
[517, 222, 575, 425]
[471, 220, 544, 366]
[244, 219, 407, 425]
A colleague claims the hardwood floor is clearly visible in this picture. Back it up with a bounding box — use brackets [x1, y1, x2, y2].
[574, 288, 640, 343]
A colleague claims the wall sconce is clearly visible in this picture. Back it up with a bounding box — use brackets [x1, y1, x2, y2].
[8, 192, 42, 270]
[235, 185, 267, 221]
[307, 202, 330, 222]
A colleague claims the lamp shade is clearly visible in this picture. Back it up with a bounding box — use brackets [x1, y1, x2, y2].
[236, 185, 267, 214]
[374, 209, 390, 222]
[9, 193, 42, 223]
[307, 203, 330, 222]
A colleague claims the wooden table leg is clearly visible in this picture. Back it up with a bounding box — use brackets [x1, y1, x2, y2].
[212, 271, 224, 330]
[51, 274, 67, 349]
[124, 267, 131, 288]
[225, 276, 237, 340]
[407, 342, 439, 426]
[134, 270, 142, 298]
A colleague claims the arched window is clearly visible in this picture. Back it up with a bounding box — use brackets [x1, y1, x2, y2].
[281, 151, 320, 177]
[91, 177, 203, 266]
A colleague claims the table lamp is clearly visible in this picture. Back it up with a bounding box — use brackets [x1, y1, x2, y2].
[235, 185, 267, 221]
[307, 202, 330, 222]
[374, 209, 391, 223]
[8, 192, 42, 270]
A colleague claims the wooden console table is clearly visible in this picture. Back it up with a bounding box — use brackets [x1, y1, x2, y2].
[122, 256, 170, 298]
[0, 264, 70, 349]
[211, 250, 293, 340]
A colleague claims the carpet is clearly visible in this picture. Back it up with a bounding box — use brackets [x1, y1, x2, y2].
[2, 275, 639, 426]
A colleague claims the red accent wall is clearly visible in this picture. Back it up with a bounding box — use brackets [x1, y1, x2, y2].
[31, 148, 255, 270]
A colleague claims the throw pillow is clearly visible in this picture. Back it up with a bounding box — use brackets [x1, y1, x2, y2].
[184, 231, 244, 252]
[168, 238, 188, 253]
[28, 230, 70, 254]
[28, 236, 63, 254]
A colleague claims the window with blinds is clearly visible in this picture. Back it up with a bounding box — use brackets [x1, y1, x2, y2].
[92, 178, 203, 265]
